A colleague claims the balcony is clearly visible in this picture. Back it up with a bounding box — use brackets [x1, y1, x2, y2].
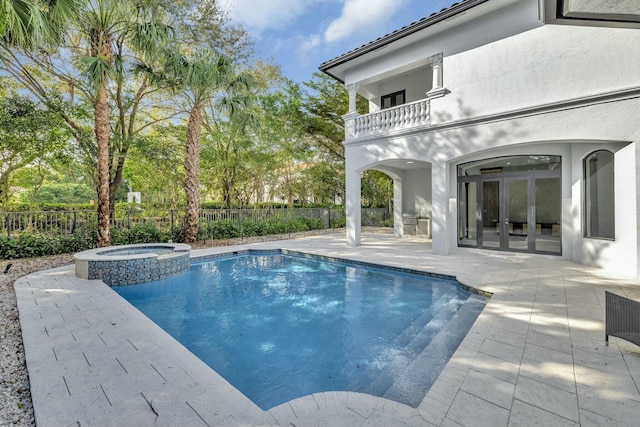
[344, 98, 431, 140]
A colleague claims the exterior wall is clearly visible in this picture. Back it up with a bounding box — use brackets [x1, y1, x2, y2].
[435, 24, 640, 123]
[402, 169, 432, 217]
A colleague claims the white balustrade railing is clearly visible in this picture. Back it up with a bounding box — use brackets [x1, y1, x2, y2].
[351, 98, 430, 138]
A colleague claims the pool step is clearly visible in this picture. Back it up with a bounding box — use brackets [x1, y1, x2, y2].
[393, 287, 459, 348]
[382, 294, 487, 407]
[347, 290, 458, 391]
[364, 292, 467, 397]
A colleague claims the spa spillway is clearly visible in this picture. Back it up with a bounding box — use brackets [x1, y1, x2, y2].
[74, 243, 191, 286]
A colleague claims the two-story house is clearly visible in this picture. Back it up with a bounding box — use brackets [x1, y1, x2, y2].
[320, 0, 640, 276]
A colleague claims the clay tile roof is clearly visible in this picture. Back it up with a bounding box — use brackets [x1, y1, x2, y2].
[319, 0, 489, 73]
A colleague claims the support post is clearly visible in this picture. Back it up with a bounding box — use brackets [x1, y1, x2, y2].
[426, 53, 446, 98]
[394, 178, 403, 237]
[431, 161, 450, 254]
[345, 168, 361, 246]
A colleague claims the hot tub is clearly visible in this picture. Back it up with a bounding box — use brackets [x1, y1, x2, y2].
[74, 243, 191, 286]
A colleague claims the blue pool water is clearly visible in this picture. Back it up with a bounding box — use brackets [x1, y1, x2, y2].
[100, 246, 174, 256]
[114, 251, 486, 409]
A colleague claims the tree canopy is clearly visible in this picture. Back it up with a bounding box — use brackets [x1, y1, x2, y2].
[0, 1, 394, 240]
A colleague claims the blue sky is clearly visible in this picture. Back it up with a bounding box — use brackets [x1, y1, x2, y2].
[220, 0, 455, 83]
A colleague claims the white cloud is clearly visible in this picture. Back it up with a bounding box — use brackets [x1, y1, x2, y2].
[295, 34, 323, 66]
[220, 0, 317, 34]
[324, 0, 407, 43]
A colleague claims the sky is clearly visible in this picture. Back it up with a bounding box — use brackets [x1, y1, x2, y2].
[219, 0, 456, 83]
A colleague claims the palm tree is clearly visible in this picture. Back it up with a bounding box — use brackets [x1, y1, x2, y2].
[162, 51, 253, 243]
[82, 2, 118, 247]
[2, 0, 169, 247]
[79, 1, 170, 246]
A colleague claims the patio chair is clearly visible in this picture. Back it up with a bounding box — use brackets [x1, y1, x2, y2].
[605, 291, 640, 347]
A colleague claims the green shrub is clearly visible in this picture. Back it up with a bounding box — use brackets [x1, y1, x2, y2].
[55, 226, 97, 253]
[202, 219, 241, 239]
[330, 217, 346, 228]
[0, 226, 96, 259]
[304, 218, 324, 230]
[240, 220, 263, 236]
[111, 222, 169, 245]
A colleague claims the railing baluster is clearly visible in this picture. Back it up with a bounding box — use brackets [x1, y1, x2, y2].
[350, 98, 431, 138]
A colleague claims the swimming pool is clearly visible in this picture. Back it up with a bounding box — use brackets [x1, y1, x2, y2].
[114, 250, 486, 409]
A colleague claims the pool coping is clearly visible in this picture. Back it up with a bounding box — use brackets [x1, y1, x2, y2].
[15, 233, 640, 426]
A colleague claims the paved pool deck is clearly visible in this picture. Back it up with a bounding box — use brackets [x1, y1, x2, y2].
[15, 232, 640, 426]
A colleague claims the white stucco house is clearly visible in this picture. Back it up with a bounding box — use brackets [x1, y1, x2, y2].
[319, 0, 640, 277]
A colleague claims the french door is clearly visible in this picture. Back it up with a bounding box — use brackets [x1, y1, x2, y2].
[458, 169, 561, 254]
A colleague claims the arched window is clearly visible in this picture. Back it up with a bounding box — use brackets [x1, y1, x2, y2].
[584, 150, 614, 239]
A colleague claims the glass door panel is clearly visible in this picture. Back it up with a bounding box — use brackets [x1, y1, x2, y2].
[458, 181, 478, 246]
[506, 179, 529, 251]
[481, 181, 500, 248]
[535, 178, 561, 254]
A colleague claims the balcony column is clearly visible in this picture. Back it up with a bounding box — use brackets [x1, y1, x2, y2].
[427, 53, 446, 98]
[342, 83, 359, 140]
[346, 83, 357, 114]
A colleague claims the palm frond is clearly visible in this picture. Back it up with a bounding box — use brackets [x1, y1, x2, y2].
[79, 54, 113, 94]
[1, 0, 46, 47]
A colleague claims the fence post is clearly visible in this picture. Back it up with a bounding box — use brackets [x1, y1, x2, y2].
[6, 213, 10, 239]
[127, 210, 131, 229]
[72, 211, 77, 234]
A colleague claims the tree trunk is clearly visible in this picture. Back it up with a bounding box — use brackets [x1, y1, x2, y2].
[92, 33, 113, 248]
[183, 105, 201, 243]
[109, 152, 127, 210]
[94, 79, 111, 247]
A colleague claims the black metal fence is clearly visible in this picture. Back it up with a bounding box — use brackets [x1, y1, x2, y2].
[0, 207, 391, 238]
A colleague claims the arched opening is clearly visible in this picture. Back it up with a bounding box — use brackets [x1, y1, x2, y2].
[346, 160, 432, 246]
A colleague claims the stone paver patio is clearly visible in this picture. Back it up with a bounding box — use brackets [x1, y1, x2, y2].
[15, 232, 640, 426]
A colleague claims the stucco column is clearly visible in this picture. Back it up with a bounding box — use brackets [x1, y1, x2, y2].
[346, 83, 357, 114]
[431, 161, 449, 254]
[346, 168, 361, 246]
[394, 178, 403, 237]
[427, 53, 445, 98]
[343, 84, 359, 140]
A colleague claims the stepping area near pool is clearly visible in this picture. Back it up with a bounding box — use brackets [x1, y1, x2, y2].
[15, 232, 640, 426]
